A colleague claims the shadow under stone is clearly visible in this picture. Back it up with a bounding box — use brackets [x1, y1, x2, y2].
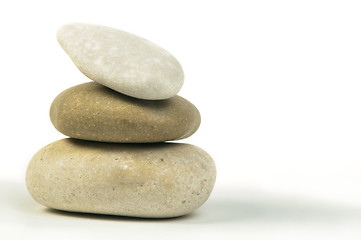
[185, 194, 361, 224]
[44, 207, 197, 222]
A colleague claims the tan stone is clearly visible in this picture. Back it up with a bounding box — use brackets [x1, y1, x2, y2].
[26, 138, 216, 218]
[50, 82, 201, 143]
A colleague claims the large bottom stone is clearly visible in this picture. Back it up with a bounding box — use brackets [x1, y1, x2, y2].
[26, 139, 216, 218]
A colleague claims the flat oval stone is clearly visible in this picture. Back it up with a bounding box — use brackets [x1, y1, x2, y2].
[50, 82, 200, 143]
[26, 139, 216, 218]
[57, 23, 184, 100]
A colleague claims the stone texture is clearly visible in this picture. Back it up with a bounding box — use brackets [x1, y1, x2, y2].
[57, 23, 184, 100]
[26, 138, 216, 218]
[50, 82, 200, 143]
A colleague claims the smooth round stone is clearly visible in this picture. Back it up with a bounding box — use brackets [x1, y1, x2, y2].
[26, 138, 216, 218]
[57, 23, 184, 100]
[50, 82, 200, 143]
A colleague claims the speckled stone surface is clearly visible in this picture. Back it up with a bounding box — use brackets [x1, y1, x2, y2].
[26, 138, 216, 218]
[50, 82, 200, 143]
[57, 23, 184, 100]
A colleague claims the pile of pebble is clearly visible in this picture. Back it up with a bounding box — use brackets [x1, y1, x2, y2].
[26, 23, 216, 218]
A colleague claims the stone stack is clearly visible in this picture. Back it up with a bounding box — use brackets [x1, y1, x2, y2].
[26, 23, 216, 218]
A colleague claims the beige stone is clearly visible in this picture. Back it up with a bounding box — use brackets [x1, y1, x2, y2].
[57, 23, 184, 100]
[50, 82, 201, 143]
[26, 138, 216, 218]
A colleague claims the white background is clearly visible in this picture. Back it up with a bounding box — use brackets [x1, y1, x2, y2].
[1, 0, 361, 239]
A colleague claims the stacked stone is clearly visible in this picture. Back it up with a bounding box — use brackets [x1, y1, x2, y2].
[26, 23, 216, 218]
